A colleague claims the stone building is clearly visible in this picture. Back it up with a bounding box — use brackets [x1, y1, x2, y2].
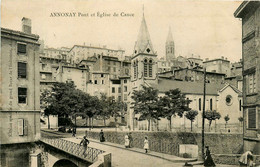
[173, 68, 225, 84]
[234, 1, 260, 154]
[68, 44, 125, 64]
[146, 80, 243, 132]
[0, 18, 41, 144]
[203, 57, 231, 77]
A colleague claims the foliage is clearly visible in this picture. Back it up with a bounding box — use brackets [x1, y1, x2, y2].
[158, 88, 191, 130]
[204, 110, 221, 129]
[131, 85, 162, 131]
[238, 116, 243, 123]
[224, 114, 230, 123]
[185, 110, 198, 131]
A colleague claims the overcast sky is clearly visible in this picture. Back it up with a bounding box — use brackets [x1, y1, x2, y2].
[1, 0, 242, 62]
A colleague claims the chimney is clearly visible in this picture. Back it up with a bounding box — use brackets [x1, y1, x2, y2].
[22, 17, 31, 34]
[221, 56, 224, 60]
[205, 58, 209, 61]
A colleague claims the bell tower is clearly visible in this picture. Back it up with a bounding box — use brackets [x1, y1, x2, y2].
[131, 10, 158, 89]
[129, 8, 158, 130]
[165, 27, 175, 61]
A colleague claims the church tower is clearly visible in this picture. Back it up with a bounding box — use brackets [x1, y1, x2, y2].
[128, 10, 158, 130]
[165, 27, 175, 61]
[131, 12, 158, 88]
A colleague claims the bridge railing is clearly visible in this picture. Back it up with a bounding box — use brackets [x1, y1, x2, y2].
[40, 138, 105, 162]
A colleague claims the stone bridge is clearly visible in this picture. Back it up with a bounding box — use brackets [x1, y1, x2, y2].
[31, 138, 111, 167]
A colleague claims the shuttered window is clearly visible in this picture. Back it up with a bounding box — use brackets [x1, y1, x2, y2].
[18, 87, 27, 104]
[18, 119, 24, 136]
[248, 108, 256, 129]
[17, 43, 26, 54]
[18, 62, 27, 78]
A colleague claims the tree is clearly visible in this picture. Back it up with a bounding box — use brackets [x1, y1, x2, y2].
[224, 114, 230, 130]
[41, 82, 91, 127]
[159, 88, 191, 130]
[131, 85, 162, 131]
[204, 110, 221, 132]
[95, 93, 110, 126]
[238, 116, 243, 126]
[238, 116, 243, 132]
[40, 89, 54, 129]
[185, 110, 198, 132]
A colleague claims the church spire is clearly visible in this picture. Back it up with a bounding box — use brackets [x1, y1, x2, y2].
[165, 26, 175, 61]
[134, 8, 155, 55]
[166, 27, 174, 43]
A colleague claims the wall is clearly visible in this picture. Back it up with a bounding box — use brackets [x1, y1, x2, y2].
[86, 131, 243, 157]
[1, 34, 40, 111]
[0, 111, 41, 144]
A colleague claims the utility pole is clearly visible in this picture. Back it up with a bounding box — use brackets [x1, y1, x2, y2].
[202, 67, 206, 161]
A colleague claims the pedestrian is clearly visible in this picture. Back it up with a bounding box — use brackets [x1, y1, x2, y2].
[204, 146, 216, 167]
[125, 134, 129, 148]
[128, 132, 133, 148]
[99, 129, 105, 142]
[72, 126, 76, 137]
[80, 136, 90, 156]
[144, 136, 149, 153]
[239, 150, 254, 167]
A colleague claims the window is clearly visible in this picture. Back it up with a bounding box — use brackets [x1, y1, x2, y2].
[118, 96, 121, 101]
[94, 80, 97, 84]
[118, 87, 121, 93]
[248, 108, 256, 129]
[124, 86, 127, 92]
[101, 74, 104, 77]
[144, 59, 148, 77]
[18, 87, 27, 104]
[18, 62, 27, 78]
[17, 43, 26, 54]
[149, 59, 153, 77]
[113, 67, 116, 72]
[210, 99, 213, 110]
[124, 94, 127, 101]
[112, 87, 115, 93]
[239, 100, 242, 111]
[41, 74, 46, 80]
[102, 80, 104, 84]
[113, 61, 116, 65]
[42, 64, 46, 70]
[226, 95, 233, 106]
[124, 80, 127, 84]
[199, 98, 201, 111]
[134, 62, 137, 79]
[247, 73, 256, 94]
[18, 119, 24, 136]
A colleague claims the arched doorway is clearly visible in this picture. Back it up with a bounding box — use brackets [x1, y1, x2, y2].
[53, 159, 78, 167]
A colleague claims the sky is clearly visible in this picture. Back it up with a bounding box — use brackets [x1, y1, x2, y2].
[1, 0, 243, 62]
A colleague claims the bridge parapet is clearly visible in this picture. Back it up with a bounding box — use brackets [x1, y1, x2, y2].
[40, 138, 105, 163]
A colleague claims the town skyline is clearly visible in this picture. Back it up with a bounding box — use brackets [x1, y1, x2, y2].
[2, 0, 242, 62]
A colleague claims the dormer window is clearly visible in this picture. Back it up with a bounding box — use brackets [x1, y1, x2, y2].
[135, 50, 137, 54]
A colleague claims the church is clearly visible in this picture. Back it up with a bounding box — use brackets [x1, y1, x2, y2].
[127, 12, 243, 132]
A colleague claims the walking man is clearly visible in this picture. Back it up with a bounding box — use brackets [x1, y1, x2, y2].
[80, 136, 90, 155]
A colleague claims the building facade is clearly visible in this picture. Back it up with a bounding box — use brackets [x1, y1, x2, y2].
[0, 18, 41, 144]
[234, 1, 260, 154]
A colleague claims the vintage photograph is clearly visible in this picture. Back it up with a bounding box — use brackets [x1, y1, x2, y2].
[1, 0, 260, 166]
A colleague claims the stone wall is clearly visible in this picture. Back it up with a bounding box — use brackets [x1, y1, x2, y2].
[212, 154, 260, 165]
[86, 131, 243, 157]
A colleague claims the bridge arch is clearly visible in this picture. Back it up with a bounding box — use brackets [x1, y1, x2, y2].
[53, 159, 78, 167]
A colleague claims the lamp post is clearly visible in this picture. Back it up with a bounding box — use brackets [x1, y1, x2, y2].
[202, 67, 206, 161]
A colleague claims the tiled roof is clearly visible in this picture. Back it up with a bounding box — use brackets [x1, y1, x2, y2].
[150, 79, 225, 95]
